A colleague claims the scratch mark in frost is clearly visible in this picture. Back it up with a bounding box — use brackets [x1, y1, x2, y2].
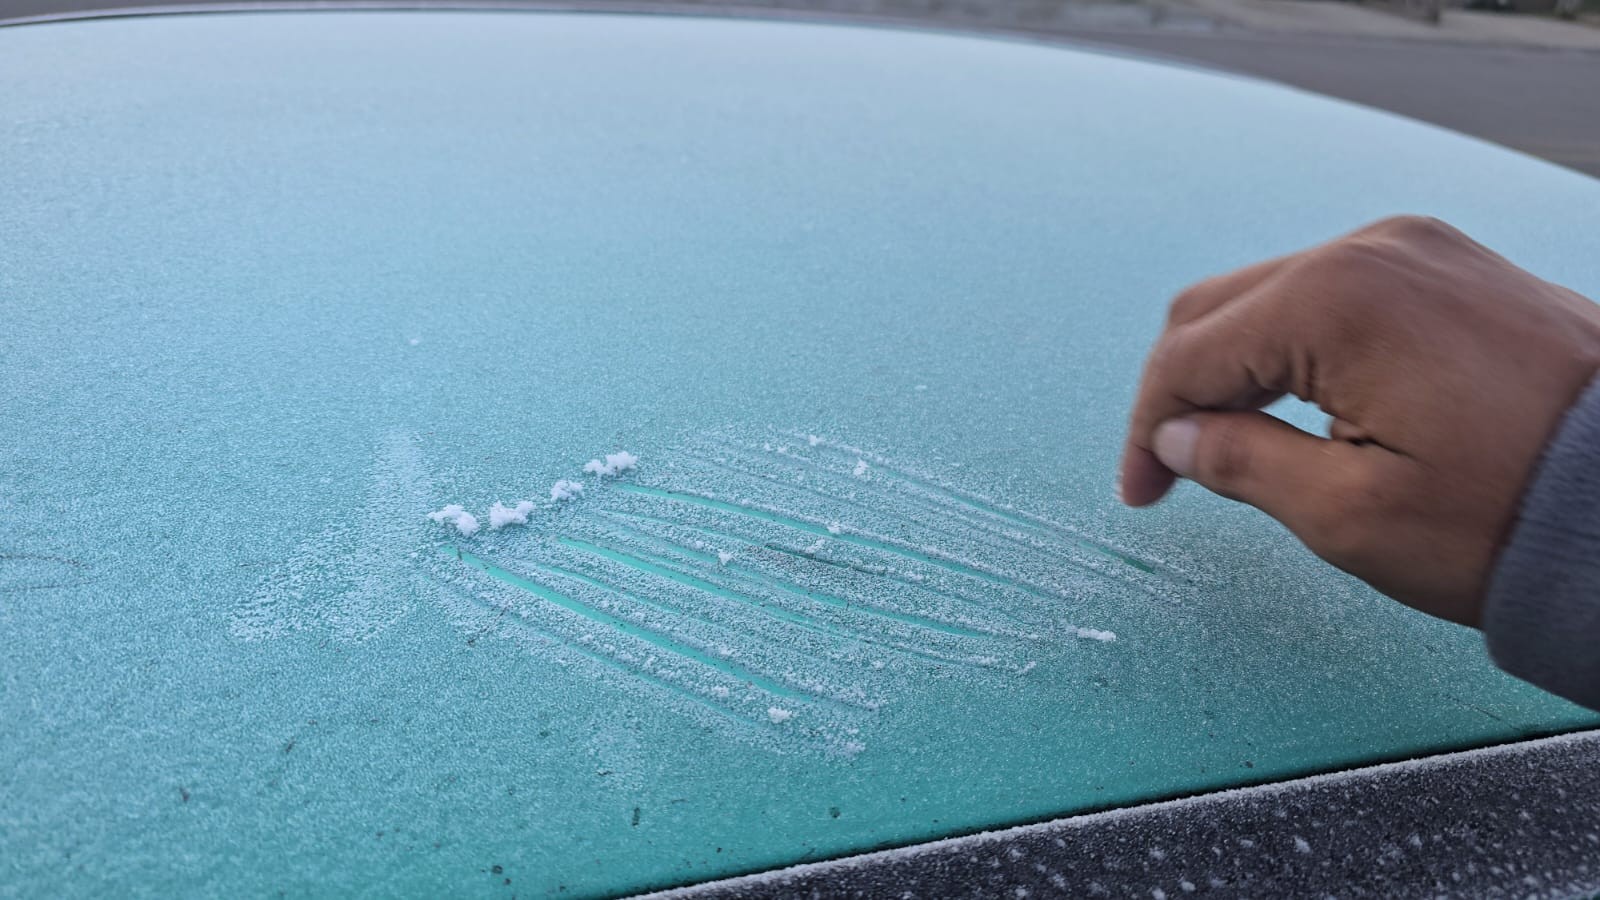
[450, 546, 807, 702]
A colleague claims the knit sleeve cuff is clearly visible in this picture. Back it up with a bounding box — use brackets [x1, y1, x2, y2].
[1483, 375, 1600, 711]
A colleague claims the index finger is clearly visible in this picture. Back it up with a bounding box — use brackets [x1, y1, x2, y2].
[1119, 270, 1302, 506]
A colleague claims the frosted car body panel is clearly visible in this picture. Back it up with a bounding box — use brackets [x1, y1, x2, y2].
[2, 12, 1598, 897]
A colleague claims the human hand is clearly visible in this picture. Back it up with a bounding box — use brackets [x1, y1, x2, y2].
[1119, 216, 1600, 627]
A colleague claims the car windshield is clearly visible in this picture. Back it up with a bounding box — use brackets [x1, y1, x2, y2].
[3, 11, 1598, 897]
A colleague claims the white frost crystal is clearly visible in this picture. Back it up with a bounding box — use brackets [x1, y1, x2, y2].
[583, 451, 639, 477]
[487, 500, 535, 530]
[427, 504, 480, 537]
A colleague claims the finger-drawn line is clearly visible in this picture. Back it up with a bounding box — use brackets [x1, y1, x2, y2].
[680, 446, 1153, 596]
[450, 546, 806, 702]
[591, 516, 995, 638]
[600, 508, 1042, 629]
[523, 554, 871, 711]
[760, 542, 1110, 644]
[767, 433, 1183, 580]
[615, 483, 1101, 608]
[431, 567, 757, 728]
[559, 537, 1006, 670]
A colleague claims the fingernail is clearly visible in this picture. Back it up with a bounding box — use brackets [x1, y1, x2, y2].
[1152, 418, 1199, 478]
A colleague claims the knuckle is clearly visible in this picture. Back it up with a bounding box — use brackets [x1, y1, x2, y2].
[1362, 214, 1451, 243]
[1307, 465, 1393, 562]
[1166, 273, 1232, 325]
[1288, 244, 1389, 333]
[1313, 217, 1455, 280]
[1147, 325, 1196, 380]
[1166, 284, 1210, 325]
[1306, 237, 1385, 275]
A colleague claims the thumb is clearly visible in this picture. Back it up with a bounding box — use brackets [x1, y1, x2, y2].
[1151, 410, 1360, 528]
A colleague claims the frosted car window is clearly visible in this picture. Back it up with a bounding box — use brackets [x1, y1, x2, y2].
[2, 12, 1597, 897]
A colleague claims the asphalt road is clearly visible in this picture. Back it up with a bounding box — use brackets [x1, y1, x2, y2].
[3, 0, 1599, 177]
[1077, 27, 1600, 177]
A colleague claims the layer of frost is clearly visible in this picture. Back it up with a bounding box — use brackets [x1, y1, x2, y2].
[583, 451, 639, 477]
[767, 707, 794, 724]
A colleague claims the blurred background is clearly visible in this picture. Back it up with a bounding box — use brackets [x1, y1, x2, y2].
[4, 0, 1598, 177]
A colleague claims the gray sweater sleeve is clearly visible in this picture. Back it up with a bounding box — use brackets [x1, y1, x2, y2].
[1484, 376, 1600, 711]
